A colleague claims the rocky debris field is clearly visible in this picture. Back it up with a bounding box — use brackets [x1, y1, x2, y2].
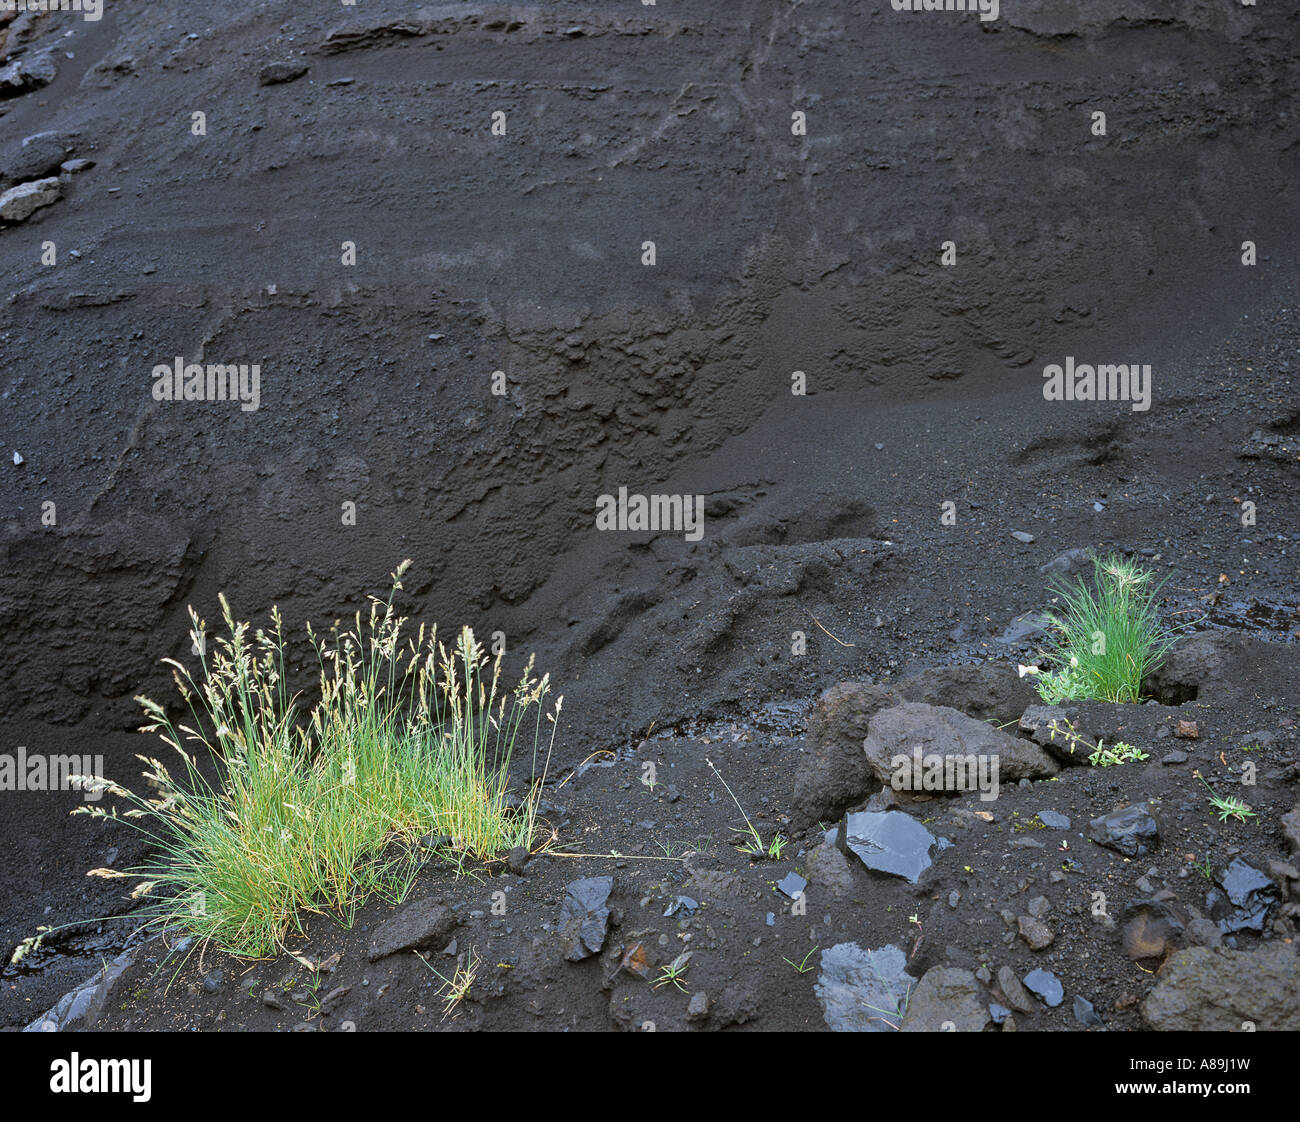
[22, 635, 1296, 1033]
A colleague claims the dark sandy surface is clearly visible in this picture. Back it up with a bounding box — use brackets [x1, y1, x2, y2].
[1, 1, 1298, 1029]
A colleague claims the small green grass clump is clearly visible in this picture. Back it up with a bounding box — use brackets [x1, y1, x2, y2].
[783, 946, 819, 975]
[1195, 772, 1257, 825]
[416, 945, 480, 1021]
[75, 561, 561, 958]
[1035, 552, 1176, 703]
[651, 951, 693, 993]
[704, 757, 785, 860]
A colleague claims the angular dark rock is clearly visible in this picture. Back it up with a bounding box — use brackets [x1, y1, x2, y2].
[0, 51, 56, 98]
[776, 871, 807, 900]
[791, 680, 901, 826]
[368, 897, 457, 961]
[1281, 805, 1300, 857]
[1017, 915, 1054, 950]
[22, 948, 137, 1032]
[0, 177, 59, 222]
[1121, 898, 1187, 963]
[1039, 547, 1092, 574]
[1207, 858, 1278, 934]
[2, 130, 77, 187]
[1018, 704, 1087, 764]
[321, 985, 351, 1015]
[1089, 804, 1159, 858]
[1023, 968, 1064, 1007]
[815, 943, 914, 1032]
[839, 809, 937, 883]
[259, 61, 309, 85]
[1141, 632, 1247, 705]
[1141, 944, 1300, 1031]
[1073, 995, 1105, 1027]
[996, 965, 1036, 1014]
[864, 702, 1058, 794]
[894, 661, 1039, 722]
[900, 966, 989, 1032]
[559, 876, 614, 961]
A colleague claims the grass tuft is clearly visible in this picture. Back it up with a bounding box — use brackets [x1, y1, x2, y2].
[74, 561, 561, 958]
[704, 757, 784, 860]
[1035, 552, 1176, 703]
[1194, 772, 1257, 825]
[416, 945, 480, 1020]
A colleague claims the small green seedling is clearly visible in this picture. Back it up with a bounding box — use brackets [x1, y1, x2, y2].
[651, 951, 692, 993]
[416, 946, 480, 1020]
[783, 947, 819, 975]
[1195, 772, 1257, 824]
[294, 975, 324, 1019]
[705, 757, 782, 860]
